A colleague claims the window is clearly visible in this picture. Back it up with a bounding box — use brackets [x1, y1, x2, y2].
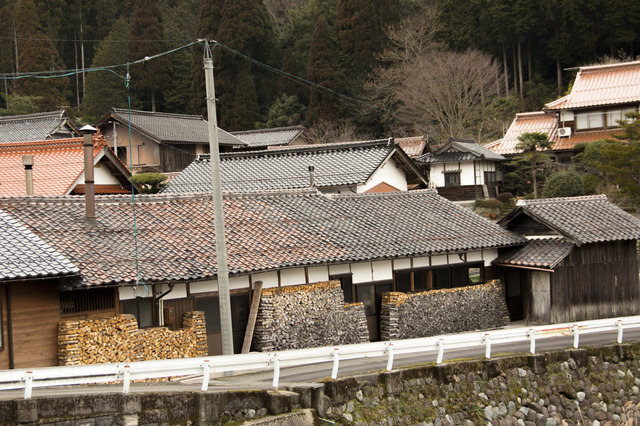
[61, 287, 115, 315]
[444, 172, 460, 187]
[484, 171, 497, 186]
[575, 111, 604, 130]
[393, 263, 485, 292]
[607, 108, 635, 127]
[124, 298, 153, 328]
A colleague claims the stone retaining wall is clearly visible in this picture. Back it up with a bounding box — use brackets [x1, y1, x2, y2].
[252, 281, 369, 352]
[380, 280, 510, 340]
[57, 311, 207, 365]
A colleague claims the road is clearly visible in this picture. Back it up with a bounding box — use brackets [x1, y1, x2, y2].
[1, 323, 639, 400]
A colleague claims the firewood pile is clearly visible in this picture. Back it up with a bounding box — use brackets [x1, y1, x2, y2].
[57, 311, 208, 366]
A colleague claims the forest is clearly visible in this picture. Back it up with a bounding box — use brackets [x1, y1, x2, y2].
[0, 0, 639, 146]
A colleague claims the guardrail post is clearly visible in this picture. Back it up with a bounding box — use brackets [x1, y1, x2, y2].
[122, 365, 131, 394]
[436, 339, 444, 364]
[272, 355, 280, 392]
[386, 343, 394, 371]
[572, 324, 579, 348]
[23, 371, 33, 400]
[617, 320, 624, 343]
[201, 360, 210, 392]
[331, 348, 340, 379]
[529, 329, 536, 354]
[484, 334, 491, 359]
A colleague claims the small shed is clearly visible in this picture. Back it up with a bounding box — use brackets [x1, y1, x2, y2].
[495, 195, 640, 324]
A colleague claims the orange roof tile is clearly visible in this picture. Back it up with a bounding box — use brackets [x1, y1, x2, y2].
[488, 112, 557, 155]
[0, 136, 112, 196]
[552, 128, 625, 151]
[545, 61, 640, 110]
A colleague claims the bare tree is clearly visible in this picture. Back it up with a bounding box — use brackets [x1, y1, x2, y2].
[262, 0, 310, 35]
[298, 119, 369, 145]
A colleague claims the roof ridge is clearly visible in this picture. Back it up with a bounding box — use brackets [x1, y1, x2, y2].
[0, 110, 66, 123]
[578, 60, 640, 73]
[516, 194, 607, 207]
[111, 108, 204, 121]
[231, 125, 303, 135]
[326, 188, 438, 200]
[211, 140, 393, 160]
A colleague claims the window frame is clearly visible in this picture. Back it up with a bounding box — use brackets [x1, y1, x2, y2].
[444, 171, 461, 187]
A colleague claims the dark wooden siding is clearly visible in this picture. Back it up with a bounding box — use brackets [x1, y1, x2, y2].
[9, 280, 61, 368]
[160, 144, 197, 172]
[436, 185, 484, 201]
[507, 215, 557, 237]
[0, 286, 8, 369]
[550, 240, 640, 323]
[163, 298, 195, 330]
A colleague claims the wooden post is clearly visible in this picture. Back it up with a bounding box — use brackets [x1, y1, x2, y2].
[241, 281, 263, 353]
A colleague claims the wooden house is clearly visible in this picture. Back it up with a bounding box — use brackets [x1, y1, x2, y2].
[96, 108, 246, 172]
[0, 210, 80, 369]
[495, 195, 640, 324]
[487, 61, 640, 164]
[162, 139, 429, 195]
[0, 133, 135, 196]
[0, 189, 523, 357]
[416, 138, 506, 201]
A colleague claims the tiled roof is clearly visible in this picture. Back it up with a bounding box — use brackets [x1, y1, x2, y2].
[267, 136, 427, 157]
[162, 140, 426, 193]
[545, 61, 640, 110]
[493, 238, 575, 270]
[0, 189, 524, 286]
[0, 110, 78, 143]
[0, 135, 132, 196]
[499, 195, 640, 246]
[104, 108, 246, 146]
[0, 209, 78, 280]
[417, 138, 505, 164]
[487, 112, 557, 155]
[231, 126, 304, 149]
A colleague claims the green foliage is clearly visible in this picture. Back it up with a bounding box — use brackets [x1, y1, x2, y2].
[475, 199, 502, 209]
[515, 132, 553, 198]
[496, 192, 513, 203]
[131, 172, 167, 193]
[581, 174, 601, 195]
[0, 94, 40, 115]
[542, 169, 584, 198]
[264, 94, 305, 128]
[82, 17, 130, 121]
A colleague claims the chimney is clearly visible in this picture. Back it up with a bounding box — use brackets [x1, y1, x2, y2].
[22, 155, 34, 195]
[80, 125, 98, 221]
[308, 165, 315, 187]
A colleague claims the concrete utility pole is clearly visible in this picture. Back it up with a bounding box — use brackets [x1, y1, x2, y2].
[202, 40, 234, 355]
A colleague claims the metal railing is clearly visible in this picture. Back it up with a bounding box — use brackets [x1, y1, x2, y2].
[2, 315, 640, 400]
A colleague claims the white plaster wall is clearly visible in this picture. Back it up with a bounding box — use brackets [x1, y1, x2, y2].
[431, 255, 448, 266]
[156, 283, 188, 300]
[430, 161, 483, 186]
[118, 284, 153, 300]
[393, 259, 411, 270]
[459, 162, 477, 186]
[190, 280, 217, 294]
[229, 276, 250, 290]
[413, 256, 430, 268]
[308, 266, 329, 283]
[372, 260, 393, 281]
[358, 158, 408, 193]
[351, 262, 373, 283]
[329, 264, 351, 275]
[280, 268, 306, 286]
[251, 271, 279, 288]
[482, 249, 498, 266]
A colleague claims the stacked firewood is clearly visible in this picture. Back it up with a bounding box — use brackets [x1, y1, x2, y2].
[57, 312, 208, 366]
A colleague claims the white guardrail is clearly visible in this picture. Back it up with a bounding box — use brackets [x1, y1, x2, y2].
[2, 316, 640, 400]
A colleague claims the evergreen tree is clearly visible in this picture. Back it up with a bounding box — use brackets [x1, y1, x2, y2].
[189, 0, 224, 115]
[305, 14, 343, 124]
[515, 132, 553, 198]
[129, 0, 169, 112]
[221, 61, 260, 129]
[14, 0, 69, 111]
[335, 0, 397, 73]
[82, 17, 130, 121]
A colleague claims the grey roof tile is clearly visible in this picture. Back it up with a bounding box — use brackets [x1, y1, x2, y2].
[0, 111, 78, 143]
[162, 140, 417, 193]
[493, 238, 575, 269]
[231, 126, 304, 149]
[417, 138, 506, 164]
[501, 195, 640, 245]
[107, 108, 246, 146]
[0, 209, 79, 280]
[0, 190, 524, 287]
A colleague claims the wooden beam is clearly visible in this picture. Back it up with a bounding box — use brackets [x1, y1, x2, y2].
[241, 281, 263, 354]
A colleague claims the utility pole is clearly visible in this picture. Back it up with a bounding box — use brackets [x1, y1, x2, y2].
[202, 40, 234, 356]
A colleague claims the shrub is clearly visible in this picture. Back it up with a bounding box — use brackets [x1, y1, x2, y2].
[475, 199, 502, 209]
[542, 169, 584, 198]
[131, 172, 168, 194]
[497, 192, 513, 203]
